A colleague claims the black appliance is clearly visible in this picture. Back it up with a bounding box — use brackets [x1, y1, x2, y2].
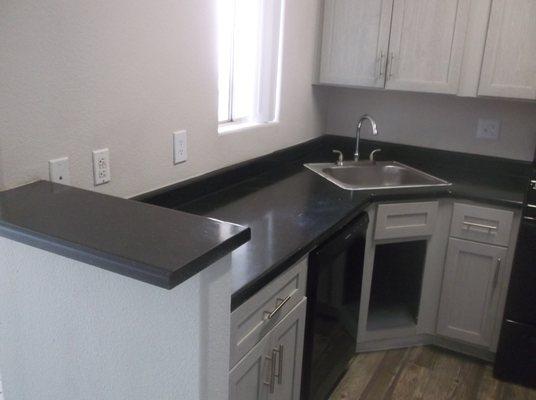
[301, 213, 368, 400]
[494, 160, 536, 388]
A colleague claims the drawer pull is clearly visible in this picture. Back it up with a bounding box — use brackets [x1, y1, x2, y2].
[462, 221, 497, 232]
[264, 295, 292, 320]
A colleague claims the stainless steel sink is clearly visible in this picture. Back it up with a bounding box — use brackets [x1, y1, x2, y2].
[304, 161, 451, 191]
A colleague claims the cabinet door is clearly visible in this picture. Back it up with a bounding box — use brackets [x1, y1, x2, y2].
[385, 0, 470, 94]
[319, 0, 393, 87]
[437, 238, 507, 348]
[270, 299, 307, 400]
[229, 333, 272, 400]
[478, 0, 536, 100]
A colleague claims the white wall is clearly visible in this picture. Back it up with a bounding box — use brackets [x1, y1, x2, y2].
[0, 0, 323, 197]
[0, 237, 231, 400]
[324, 88, 536, 161]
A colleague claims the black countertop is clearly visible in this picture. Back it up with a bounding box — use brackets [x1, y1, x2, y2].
[140, 136, 531, 309]
[0, 181, 250, 289]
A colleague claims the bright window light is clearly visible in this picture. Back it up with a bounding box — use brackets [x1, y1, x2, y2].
[217, 0, 284, 126]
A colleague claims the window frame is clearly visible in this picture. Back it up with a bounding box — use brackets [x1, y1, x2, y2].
[217, 0, 285, 130]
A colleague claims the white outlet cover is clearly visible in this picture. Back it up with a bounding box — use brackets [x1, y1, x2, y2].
[92, 148, 111, 185]
[476, 119, 501, 140]
[49, 157, 71, 185]
[173, 130, 188, 164]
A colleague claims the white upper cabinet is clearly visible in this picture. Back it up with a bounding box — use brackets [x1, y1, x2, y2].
[318, 0, 536, 100]
[385, 0, 470, 94]
[478, 0, 536, 100]
[319, 0, 393, 87]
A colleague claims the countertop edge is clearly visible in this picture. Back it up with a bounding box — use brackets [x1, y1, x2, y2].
[0, 221, 251, 289]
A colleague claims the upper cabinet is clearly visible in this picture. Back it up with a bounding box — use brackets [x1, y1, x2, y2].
[478, 0, 536, 100]
[319, 0, 393, 87]
[318, 0, 536, 101]
[386, 0, 470, 94]
[319, 0, 470, 94]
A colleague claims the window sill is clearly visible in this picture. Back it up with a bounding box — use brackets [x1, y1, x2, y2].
[218, 120, 279, 135]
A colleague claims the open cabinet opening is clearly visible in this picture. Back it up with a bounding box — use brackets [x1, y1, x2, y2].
[367, 240, 427, 332]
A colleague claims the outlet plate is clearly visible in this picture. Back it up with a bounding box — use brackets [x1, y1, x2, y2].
[477, 119, 501, 140]
[49, 157, 71, 185]
[173, 130, 188, 164]
[92, 148, 111, 185]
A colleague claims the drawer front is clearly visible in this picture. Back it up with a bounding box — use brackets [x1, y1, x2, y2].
[230, 258, 307, 368]
[450, 203, 514, 246]
[375, 201, 439, 240]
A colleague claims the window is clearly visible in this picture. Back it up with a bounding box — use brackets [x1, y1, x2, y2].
[217, 0, 284, 127]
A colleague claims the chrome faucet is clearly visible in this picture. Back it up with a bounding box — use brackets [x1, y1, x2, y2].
[354, 114, 379, 161]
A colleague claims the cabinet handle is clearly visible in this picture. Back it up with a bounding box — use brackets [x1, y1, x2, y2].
[263, 351, 277, 393]
[462, 221, 497, 233]
[378, 51, 385, 79]
[275, 344, 284, 385]
[388, 52, 395, 79]
[264, 295, 292, 320]
[493, 258, 501, 290]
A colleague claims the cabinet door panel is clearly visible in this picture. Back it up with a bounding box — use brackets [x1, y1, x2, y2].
[437, 238, 507, 348]
[386, 0, 470, 94]
[479, 0, 536, 99]
[319, 0, 393, 87]
[271, 299, 307, 400]
[229, 333, 271, 400]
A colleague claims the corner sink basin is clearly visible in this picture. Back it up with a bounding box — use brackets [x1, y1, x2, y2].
[304, 161, 451, 191]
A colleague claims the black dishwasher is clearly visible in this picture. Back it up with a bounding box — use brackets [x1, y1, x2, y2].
[301, 213, 368, 400]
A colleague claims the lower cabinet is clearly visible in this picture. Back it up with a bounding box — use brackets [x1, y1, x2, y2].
[437, 238, 507, 347]
[229, 298, 307, 400]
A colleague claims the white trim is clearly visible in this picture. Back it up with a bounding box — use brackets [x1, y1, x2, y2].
[218, 120, 279, 135]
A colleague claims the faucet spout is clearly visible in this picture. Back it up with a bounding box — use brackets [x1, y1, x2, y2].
[354, 114, 379, 161]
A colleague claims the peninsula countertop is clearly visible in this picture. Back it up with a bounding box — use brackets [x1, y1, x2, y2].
[0, 181, 251, 289]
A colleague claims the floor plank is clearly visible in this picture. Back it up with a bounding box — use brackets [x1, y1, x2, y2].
[358, 348, 408, 400]
[329, 351, 385, 400]
[331, 346, 536, 400]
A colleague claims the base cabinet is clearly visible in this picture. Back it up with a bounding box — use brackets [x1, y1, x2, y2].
[229, 299, 306, 400]
[437, 238, 507, 347]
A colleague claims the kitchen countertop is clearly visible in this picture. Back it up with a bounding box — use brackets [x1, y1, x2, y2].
[140, 135, 531, 309]
[0, 181, 250, 289]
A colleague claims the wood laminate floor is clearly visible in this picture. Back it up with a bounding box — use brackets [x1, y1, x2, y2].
[330, 346, 536, 400]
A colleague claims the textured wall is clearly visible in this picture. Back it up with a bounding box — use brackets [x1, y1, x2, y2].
[0, 237, 231, 400]
[0, 0, 323, 197]
[323, 88, 536, 161]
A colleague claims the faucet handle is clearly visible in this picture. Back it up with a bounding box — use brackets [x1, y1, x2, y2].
[332, 150, 344, 166]
[369, 149, 382, 161]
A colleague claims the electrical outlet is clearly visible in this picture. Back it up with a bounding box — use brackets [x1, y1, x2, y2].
[92, 148, 111, 185]
[49, 157, 71, 185]
[477, 119, 501, 140]
[173, 130, 188, 164]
